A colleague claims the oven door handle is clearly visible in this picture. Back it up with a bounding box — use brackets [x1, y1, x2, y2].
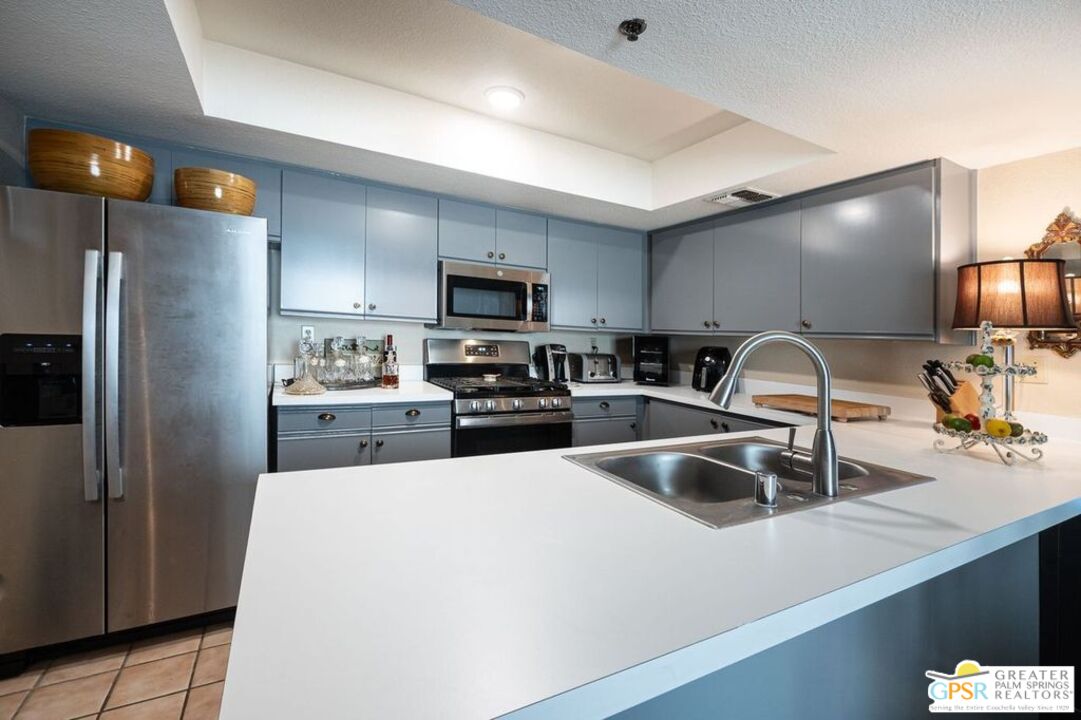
[456, 412, 571, 429]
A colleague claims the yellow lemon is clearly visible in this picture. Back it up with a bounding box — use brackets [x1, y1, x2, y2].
[986, 419, 1012, 438]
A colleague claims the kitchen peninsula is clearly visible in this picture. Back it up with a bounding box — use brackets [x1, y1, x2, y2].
[227, 383, 1081, 718]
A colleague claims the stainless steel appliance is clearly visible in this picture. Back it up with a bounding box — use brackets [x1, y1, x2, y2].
[424, 338, 571, 457]
[436, 261, 549, 332]
[533, 343, 568, 383]
[693, 346, 732, 392]
[632, 335, 670, 386]
[568, 352, 621, 383]
[0, 186, 267, 655]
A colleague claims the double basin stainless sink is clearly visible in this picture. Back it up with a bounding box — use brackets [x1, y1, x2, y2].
[566, 437, 933, 529]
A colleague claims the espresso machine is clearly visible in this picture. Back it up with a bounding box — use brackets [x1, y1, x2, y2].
[692, 346, 732, 392]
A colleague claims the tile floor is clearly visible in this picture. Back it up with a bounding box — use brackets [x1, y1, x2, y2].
[0, 622, 232, 720]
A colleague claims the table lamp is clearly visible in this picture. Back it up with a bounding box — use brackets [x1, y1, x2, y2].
[952, 258, 1076, 416]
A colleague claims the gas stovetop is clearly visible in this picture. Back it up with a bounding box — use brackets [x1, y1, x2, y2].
[427, 376, 569, 397]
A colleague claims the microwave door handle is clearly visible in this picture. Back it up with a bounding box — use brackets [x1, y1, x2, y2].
[82, 250, 101, 502]
[524, 284, 533, 329]
[105, 251, 123, 499]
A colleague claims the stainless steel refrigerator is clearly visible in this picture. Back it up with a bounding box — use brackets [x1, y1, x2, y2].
[0, 185, 267, 654]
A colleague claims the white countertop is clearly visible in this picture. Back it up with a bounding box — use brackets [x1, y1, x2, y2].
[227, 383, 1081, 719]
[272, 380, 453, 406]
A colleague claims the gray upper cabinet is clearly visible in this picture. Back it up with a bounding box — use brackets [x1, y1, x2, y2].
[651, 223, 716, 333]
[800, 165, 935, 338]
[172, 150, 282, 236]
[280, 170, 366, 316]
[365, 187, 438, 321]
[548, 219, 645, 331]
[438, 199, 496, 264]
[713, 201, 801, 333]
[495, 209, 547, 268]
[596, 226, 645, 330]
[548, 219, 601, 328]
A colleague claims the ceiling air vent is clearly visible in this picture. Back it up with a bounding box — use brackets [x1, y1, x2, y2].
[705, 187, 778, 208]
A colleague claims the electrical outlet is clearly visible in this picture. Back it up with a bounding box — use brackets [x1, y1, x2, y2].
[301, 325, 315, 343]
[589, 336, 597, 353]
[1018, 356, 1048, 384]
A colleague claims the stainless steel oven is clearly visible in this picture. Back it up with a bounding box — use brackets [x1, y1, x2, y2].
[436, 261, 549, 332]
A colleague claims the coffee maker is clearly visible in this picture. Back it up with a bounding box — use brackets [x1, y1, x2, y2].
[692, 346, 732, 392]
[533, 344, 568, 383]
[632, 335, 670, 386]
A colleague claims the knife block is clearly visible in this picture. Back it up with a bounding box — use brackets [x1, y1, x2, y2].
[934, 380, 981, 422]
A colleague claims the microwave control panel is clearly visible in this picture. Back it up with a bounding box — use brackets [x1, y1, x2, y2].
[531, 284, 549, 322]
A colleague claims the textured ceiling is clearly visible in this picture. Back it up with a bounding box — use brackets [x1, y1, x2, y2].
[197, 0, 747, 162]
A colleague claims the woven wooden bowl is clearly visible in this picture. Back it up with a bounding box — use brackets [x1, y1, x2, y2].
[28, 128, 154, 201]
[174, 167, 256, 216]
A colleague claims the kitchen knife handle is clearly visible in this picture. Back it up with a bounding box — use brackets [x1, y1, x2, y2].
[82, 250, 101, 502]
[105, 252, 124, 500]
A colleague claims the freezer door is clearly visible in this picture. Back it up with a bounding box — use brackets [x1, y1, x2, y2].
[0, 186, 105, 653]
[105, 201, 267, 631]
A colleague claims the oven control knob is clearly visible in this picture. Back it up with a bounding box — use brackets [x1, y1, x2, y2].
[551, 398, 562, 408]
[512, 399, 524, 410]
[469, 400, 481, 412]
[538, 397, 549, 409]
[485, 400, 497, 412]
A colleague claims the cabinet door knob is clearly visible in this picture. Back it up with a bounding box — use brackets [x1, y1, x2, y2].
[591, 318, 597, 324]
[599, 401, 610, 410]
[599, 318, 606, 325]
[369, 303, 376, 311]
[703, 320, 711, 328]
[375, 439, 384, 448]
[710, 418, 719, 429]
[405, 408, 421, 417]
[487, 251, 495, 258]
[712, 320, 720, 328]
[722, 422, 730, 433]
[353, 302, 361, 309]
[318, 413, 336, 422]
[801, 319, 812, 329]
[359, 439, 369, 449]
[498, 252, 506, 260]
[629, 422, 637, 430]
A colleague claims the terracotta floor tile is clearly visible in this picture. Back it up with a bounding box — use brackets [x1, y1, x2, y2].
[0, 663, 45, 697]
[105, 654, 195, 710]
[39, 645, 128, 687]
[125, 631, 201, 667]
[14, 671, 116, 720]
[99, 692, 185, 720]
[189, 647, 227, 689]
[0, 691, 27, 720]
[199, 625, 231, 650]
[181, 682, 222, 720]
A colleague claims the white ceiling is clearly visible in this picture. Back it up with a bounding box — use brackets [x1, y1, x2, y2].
[194, 0, 747, 162]
[0, 1, 1079, 230]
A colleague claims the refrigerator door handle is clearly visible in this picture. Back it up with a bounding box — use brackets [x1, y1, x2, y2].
[105, 251, 124, 499]
[82, 250, 101, 502]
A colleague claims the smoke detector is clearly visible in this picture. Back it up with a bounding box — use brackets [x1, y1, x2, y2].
[705, 187, 778, 208]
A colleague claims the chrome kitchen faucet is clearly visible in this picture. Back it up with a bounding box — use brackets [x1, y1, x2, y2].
[708, 331, 840, 497]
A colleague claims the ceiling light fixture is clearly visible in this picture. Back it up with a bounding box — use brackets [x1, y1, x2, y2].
[485, 86, 524, 111]
[618, 18, 647, 42]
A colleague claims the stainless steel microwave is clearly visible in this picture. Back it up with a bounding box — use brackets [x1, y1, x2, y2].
[435, 261, 550, 332]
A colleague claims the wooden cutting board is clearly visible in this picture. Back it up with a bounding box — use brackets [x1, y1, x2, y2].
[751, 394, 890, 422]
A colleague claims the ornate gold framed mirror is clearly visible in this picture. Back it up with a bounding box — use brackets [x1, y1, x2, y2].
[1025, 210, 1081, 357]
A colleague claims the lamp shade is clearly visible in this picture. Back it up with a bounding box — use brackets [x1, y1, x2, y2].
[952, 259, 1075, 330]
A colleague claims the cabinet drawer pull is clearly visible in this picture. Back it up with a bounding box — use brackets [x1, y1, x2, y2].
[318, 413, 336, 422]
[487, 251, 495, 258]
[498, 252, 506, 260]
[599, 401, 610, 410]
[359, 439, 369, 449]
[703, 320, 711, 328]
[712, 320, 720, 328]
[405, 408, 421, 417]
[375, 439, 384, 448]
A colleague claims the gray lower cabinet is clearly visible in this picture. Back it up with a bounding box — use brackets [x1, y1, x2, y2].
[172, 150, 282, 236]
[573, 417, 638, 447]
[651, 222, 716, 333]
[548, 219, 645, 331]
[366, 187, 438, 321]
[275, 403, 451, 472]
[644, 399, 775, 441]
[371, 428, 451, 464]
[438, 198, 496, 264]
[280, 170, 366, 316]
[800, 165, 935, 338]
[713, 201, 801, 333]
[495, 209, 547, 269]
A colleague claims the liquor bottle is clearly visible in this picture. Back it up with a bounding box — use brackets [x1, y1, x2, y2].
[381, 333, 400, 389]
